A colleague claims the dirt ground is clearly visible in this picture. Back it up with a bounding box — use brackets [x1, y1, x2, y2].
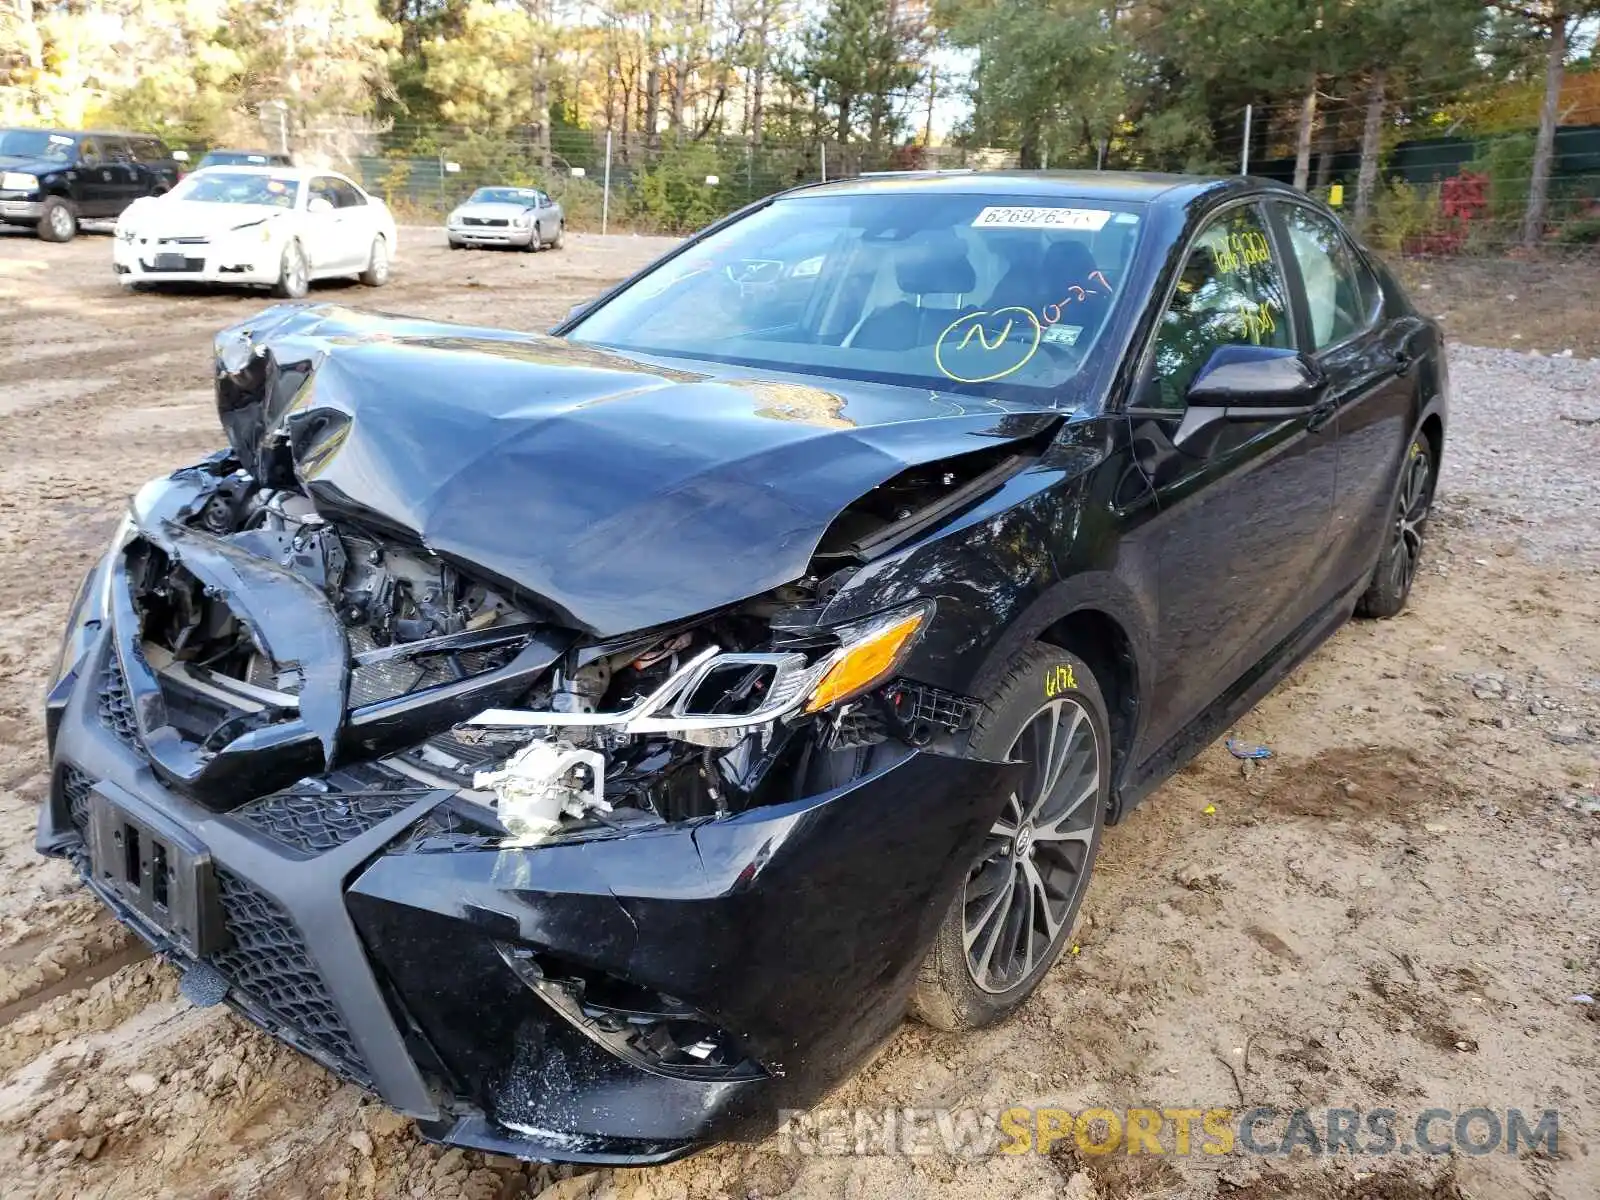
[0, 227, 1595, 1200]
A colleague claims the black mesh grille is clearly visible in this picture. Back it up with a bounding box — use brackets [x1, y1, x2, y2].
[209, 869, 367, 1079]
[96, 658, 143, 751]
[60, 764, 95, 835]
[889, 681, 981, 733]
[232, 790, 424, 856]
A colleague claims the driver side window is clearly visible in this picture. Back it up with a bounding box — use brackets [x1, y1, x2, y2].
[1144, 204, 1294, 409]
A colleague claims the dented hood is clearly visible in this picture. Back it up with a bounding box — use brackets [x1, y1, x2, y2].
[214, 304, 1058, 637]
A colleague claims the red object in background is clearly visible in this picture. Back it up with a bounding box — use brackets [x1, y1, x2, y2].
[1403, 170, 1490, 255]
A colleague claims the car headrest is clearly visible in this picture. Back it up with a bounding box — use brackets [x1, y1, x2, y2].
[894, 233, 977, 297]
[1041, 239, 1098, 283]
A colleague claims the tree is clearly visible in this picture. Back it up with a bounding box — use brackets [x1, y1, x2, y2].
[1492, 1, 1600, 246]
[797, 0, 923, 150]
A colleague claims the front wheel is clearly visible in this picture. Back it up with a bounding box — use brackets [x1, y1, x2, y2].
[359, 236, 389, 286]
[38, 196, 77, 243]
[1357, 435, 1434, 619]
[273, 240, 309, 299]
[911, 645, 1107, 1032]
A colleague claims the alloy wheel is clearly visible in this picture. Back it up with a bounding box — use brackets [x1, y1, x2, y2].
[49, 204, 73, 239]
[368, 238, 389, 284]
[963, 697, 1100, 994]
[1387, 444, 1432, 596]
[284, 244, 307, 295]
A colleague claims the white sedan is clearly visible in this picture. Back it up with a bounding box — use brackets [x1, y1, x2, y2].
[113, 166, 397, 297]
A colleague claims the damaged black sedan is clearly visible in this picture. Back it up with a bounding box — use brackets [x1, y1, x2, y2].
[38, 171, 1447, 1163]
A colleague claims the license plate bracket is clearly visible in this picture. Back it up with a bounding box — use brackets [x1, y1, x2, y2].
[86, 783, 225, 957]
[152, 252, 187, 271]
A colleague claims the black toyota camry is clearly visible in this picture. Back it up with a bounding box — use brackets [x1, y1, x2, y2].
[38, 171, 1446, 1162]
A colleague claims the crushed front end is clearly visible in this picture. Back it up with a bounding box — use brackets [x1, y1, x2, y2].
[37, 305, 1034, 1161]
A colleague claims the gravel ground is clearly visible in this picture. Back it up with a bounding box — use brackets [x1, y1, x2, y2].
[1436, 344, 1600, 567]
[0, 231, 1595, 1200]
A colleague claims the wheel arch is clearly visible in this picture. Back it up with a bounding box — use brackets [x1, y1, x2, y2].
[1036, 608, 1140, 821]
[961, 573, 1157, 824]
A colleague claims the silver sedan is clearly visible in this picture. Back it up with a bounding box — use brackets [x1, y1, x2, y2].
[446, 186, 564, 250]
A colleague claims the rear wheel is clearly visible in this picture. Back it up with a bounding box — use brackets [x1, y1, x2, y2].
[1357, 435, 1434, 619]
[38, 197, 77, 243]
[273, 240, 309, 299]
[548, 221, 564, 250]
[359, 236, 389, 286]
[911, 645, 1107, 1032]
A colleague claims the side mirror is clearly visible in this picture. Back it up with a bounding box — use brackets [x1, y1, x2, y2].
[172, 150, 190, 163]
[1187, 344, 1324, 408]
[308, 196, 334, 214]
[1175, 344, 1327, 442]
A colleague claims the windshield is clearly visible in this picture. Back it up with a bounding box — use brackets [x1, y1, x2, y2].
[568, 192, 1145, 397]
[470, 187, 539, 205]
[172, 171, 300, 209]
[0, 129, 76, 162]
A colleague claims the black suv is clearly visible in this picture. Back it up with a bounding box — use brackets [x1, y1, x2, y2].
[0, 128, 184, 242]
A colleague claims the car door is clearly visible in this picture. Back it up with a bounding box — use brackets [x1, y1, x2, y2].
[1268, 200, 1423, 602]
[328, 176, 376, 266]
[1125, 199, 1339, 754]
[99, 137, 144, 210]
[302, 176, 349, 275]
[72, 137, 117, 217]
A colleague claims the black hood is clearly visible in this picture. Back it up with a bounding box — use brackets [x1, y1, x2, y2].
[0, 153, 67, 175]
[214, 304, 1060, 637]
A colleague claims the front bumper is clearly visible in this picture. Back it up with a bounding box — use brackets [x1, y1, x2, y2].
[0, 197, 43, 223]
[113, 236, 279, 286]
[448, 222, 536, 246]
[40, 576, 1019, 1161]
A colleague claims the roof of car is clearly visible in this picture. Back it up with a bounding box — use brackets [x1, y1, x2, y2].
[188, 165, 336, 180]
[783, 169, 1270, 207]
[203, 149, 289, 157]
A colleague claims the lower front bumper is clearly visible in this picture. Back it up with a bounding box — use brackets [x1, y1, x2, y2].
[0, 198, 43, 222]
[448, 225, 535, 246]
[41, 632, 1020, 1161]
[113, 242, 277, 286]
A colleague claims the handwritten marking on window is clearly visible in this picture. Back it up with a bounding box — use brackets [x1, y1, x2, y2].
[1238, 300, 1278, 343]
[935, 306, 1042, 383]
[1214, 230, 1273, 274]
[1040, 270, 1114, 326]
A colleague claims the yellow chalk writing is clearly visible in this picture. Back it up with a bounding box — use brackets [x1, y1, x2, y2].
[1045, 664, 1078, 698]
[935, 306, 1042, 384]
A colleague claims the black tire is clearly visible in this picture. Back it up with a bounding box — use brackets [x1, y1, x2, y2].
[273, 240, 309, 299]
[359, 236, 389, 287]
[1357, 434, 1435, 619]
[447, 237, 465, 250]
[910, 645, 1108, 1032]
[523, 225, 542, 252]
[38, 196, 77, 243]
[548, 221, 564, 250]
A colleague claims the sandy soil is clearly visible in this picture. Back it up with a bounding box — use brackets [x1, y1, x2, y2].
[0, 227, 1595, 1200]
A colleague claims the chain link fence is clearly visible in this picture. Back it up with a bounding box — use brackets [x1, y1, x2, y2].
[230, 103, 1600, 254]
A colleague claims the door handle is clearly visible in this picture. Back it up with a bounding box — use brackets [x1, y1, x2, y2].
[1392, 349, 1414, 376]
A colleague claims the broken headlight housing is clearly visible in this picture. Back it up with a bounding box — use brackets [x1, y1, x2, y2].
[468, 600, 932, 743]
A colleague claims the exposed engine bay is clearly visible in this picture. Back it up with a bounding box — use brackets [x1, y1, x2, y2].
[123, 449, 983, 843]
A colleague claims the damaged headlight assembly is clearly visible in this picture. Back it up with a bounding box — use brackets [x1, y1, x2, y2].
[466, 602, 933, 842]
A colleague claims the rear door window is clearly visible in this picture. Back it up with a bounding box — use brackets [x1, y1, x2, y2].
[102, 137, 134, 163]
[329, 178, 367, 208]
[1276, 203, 1383, 350]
